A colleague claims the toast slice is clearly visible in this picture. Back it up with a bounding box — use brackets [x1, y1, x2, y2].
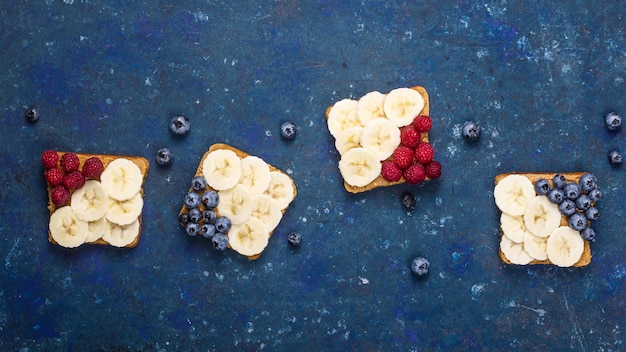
[179, 143, 297, 260]
[494, 172, 593, 267]
[46, 151, 150, 248]
[325, 86, 434, 193]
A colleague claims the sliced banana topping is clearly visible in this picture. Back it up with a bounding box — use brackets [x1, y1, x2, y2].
[383, 87, 425, 127]
[327, 99, 360, 138]
[228, 217, 269, 257]
[202, 149, 242, 191]
[100, 158, 143, 201]
[102, 219, 140, 248]
[71, 180, 109, 222]
[494, 174, 536, 216]
[106, 192, 144, 226]
[338, 147, 381, 188]
[49, 206, 89, 248]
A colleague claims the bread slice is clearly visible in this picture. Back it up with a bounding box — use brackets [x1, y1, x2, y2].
[179, 143, 297, 260]
[494, 172, 592, 267]
[46, 152, 149, 248]
[325, 86, 432, 193]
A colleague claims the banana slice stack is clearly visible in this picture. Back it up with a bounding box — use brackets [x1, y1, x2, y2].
[494, 173, 592, 267]
[181, 144, 296, 259]
[47, 153, 149, 248]
[325, 86, 430, 193]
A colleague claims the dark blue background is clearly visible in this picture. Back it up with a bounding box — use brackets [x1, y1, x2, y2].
[1, 1, 625, 351]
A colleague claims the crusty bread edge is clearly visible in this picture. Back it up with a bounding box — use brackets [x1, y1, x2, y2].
[494, 172, 592, 267]
[46, 152, 150, 249]
[324, 86, 431, 194]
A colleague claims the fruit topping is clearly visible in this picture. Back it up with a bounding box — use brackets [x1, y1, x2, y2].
[563, 182, 581, 200]
[178, 213, 189, 226]
[63, 170, 85, 190]
[186, 223, 200, 236]
[82, 157, 104, 179]
[156, 148, 173, 166]
[392, 146, 414, 170]
[184, 192, 201, 209]
[60, 153, 80, 173]
[588, 189, 601, 201]
[552, 174, 567, 189]
[608, 150, 623, 165]
[403, 163, 426, 185]
[424, 161, 442, 179]
[287, 232, 302, 247]
[203, 209, 216, 224]
[605, 112, 622, 131]
[575, 194, 591, 211]
[170, 115, 190, 136]
[51, 185, 70, 207]
[558, 200, 576, 217]
[568, 212, 587, 231]
[280, 122, 297, 140]
[400, 125, 420, 148]
[26, 107, 39, 122]
[534, 178, 551, 195]
[201, 224, 216, 239]
[413, 116, 432, 133]
[410, 257, 430, 276]
[586, 207, 600, 221]
[461, 121, 480, 141]
[580, 227, 596, 242]
[211, 233, 229, 251]
[381, 160, 403, 182]
[191, 176, 207, 191]
[415, 143, 434, 164]
[201, 190, 219, 209]
[188, 208, 202, 223]
[215, 216, 231, 233]
[578, 173, 597, 192]
[400, 191, 416, 210]
[41, 150, 59, 169]
[45, 168, 64, 186]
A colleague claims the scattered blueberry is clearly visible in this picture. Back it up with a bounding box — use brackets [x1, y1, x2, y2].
[575, 194, 591, 211]
[186, 223, 201, 236]
[608, 150, 623, 165]
[203, 209, 216, 224]
[558, 199, 576, 217]
[188, 208, 202, 223]
[287, 232, 302, 247]
[461, 121, 480, 141]
[178, 213, 189, 226]
[170, 115, 190, 136]
[156, 148, 173, 166]
[569, 213, 587, 231]
[215, 217, 231, 233]
[578, 173, 597, 192]
[564, 182, 581, 200]
[410, 257, 430, 276]
[580, 227, 596, 242]
[605, 112, 622, 131]
[401, 191, 416, 211]
[184, 192, 201, 208]
[191, 176, 207, 191]
[212, 233, 229, 251]
[585, 207, 600, 221]
[25, 107, 39, 122]
[588, 189, 602, 201]
[201, 224, 216, 239]
[552, 174, 567, 189]
[280, 122, 297, 140]
[202, 191, 219, 209]
[547, 188, 565, 204]
[534, 179, 552, 195]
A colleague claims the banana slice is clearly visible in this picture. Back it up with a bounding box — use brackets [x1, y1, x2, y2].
[523, 231, 549, 261]
[327, 99, 360, 138]
[228, 217, 270, 257]
[494, 174, 536, 216]
[546, 226, 585, 267]
[338, 147, 381, 188]
[251, 194, 283, 232]
[106, 192, 144, 226]
[102, 219, 140, 248]
[202, 149, 242, 191]
[100, 158, 143, 201]
[70, 180, 109, 222]
[500, 235, 533, 265]
[500, 213, 528, 243]
[264, 171, 296, 210]
[335, 126, 364, 156]
[360, 118, 401, 160]
[523, 196, 561, 238]
[216, 184, 253, 224]
[356, 91, 386, 126]
[383, 87, 425, 127]
[49, 206, 89, 248]
[239, 156, 271, 195]
[86, 216, 107, 243]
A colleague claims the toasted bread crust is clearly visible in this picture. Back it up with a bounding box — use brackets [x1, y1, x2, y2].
[46, 152, 150, 248]
[495, 172, 592, 267]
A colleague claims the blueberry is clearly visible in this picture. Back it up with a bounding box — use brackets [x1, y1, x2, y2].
[287, 232, 302, 247]
[569, 213, 587, 231]
[203, 209, 216, 224]
[410, 257, 430, 276]
[605, 112, 622, 131]
[461, 121, 480, 141]
[580, 227, 596, 242]
[578, 173, 597, 192]
[25, 107, 39, 122]
[586, 207, 600, 221]
[588, 189, 602, 201]
[575, 194, 591, 211]
[558, 199, 576, 217]
[188, 208, 202, 223]
[401, 191, 416, 210]
[191, 176, 207, 191]
[156, 148, 173, 166]
[184, 192, 201, 208]
[202, 191, 219, 209]
[201, 224, 216, 239]
[608, 150, 623, 165]
[547, 188, 565, 204]
[178, 213, 189, 226]
[185, 223, 200, 236]
[169, 115, 190, 136]
[564, 182, 581, 200]
[534, 179, 551, 195]
[211, 232, 229, 251]
[552, 174, 567, 189]
[215, 217, 231, 233]
[280, 122, 297, 140]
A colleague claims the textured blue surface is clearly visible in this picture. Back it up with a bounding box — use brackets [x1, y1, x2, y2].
[1, 1, 626, 351]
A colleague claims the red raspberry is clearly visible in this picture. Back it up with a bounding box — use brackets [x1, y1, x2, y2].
[415, 143, 435, 164]
[51, 185, 70, 207]
[381, 160, 403, 182]
[400, 126, 420, 148]
[413, 116, 432, 133]
[424, 160, 442, 179]
[392, 146, 414, 170]
[60, 153, 80, 173]
[63, 170, 85, 190]
[403, 163, 426, 184]
[45, 167, 64, 186]
[41, 150, 59, 169]
[82, 157, 104, 179]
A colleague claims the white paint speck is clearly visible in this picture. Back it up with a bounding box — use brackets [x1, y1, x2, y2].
[358, 277, 369, 285]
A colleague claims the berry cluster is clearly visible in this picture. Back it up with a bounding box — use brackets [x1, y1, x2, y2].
[381, 115, 442, 184]
[538, 173, 600, 241]
[42, 150, 104, 207]
[179, 175, 231, 251]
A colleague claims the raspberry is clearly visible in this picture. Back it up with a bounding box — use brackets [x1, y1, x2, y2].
[400, 126, 420, 148]
[415, 143, 435, 164]
[392, 146, 414, 170]
[45, 167, 64, 186]
[50, 185, 70, 207]
[413, 116, 432, 133]
[403, 163, 425, 184]
[381, 160, 403, 182]
[82, 157, 104, 179]
[41, 150, 59, 169]
[63, 170, 85, 190]
[60, 153, 80, 173]
[424, 161, 442, 179]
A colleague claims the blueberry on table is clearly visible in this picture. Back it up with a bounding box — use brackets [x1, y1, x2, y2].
[170, 115, 190, 135]
[287, 232, 302, 247]
[25, 107, 39, 122]
[608, 150, 623, 165]
[212, 233, 229, 251]
[280, 122, 297, 140]
[410, 257, 430, 277]
[605, 112, 622, 131]
[401, 192, 416, 210]
[461, 121, 480, 141]
[156, 148, 173, 166]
